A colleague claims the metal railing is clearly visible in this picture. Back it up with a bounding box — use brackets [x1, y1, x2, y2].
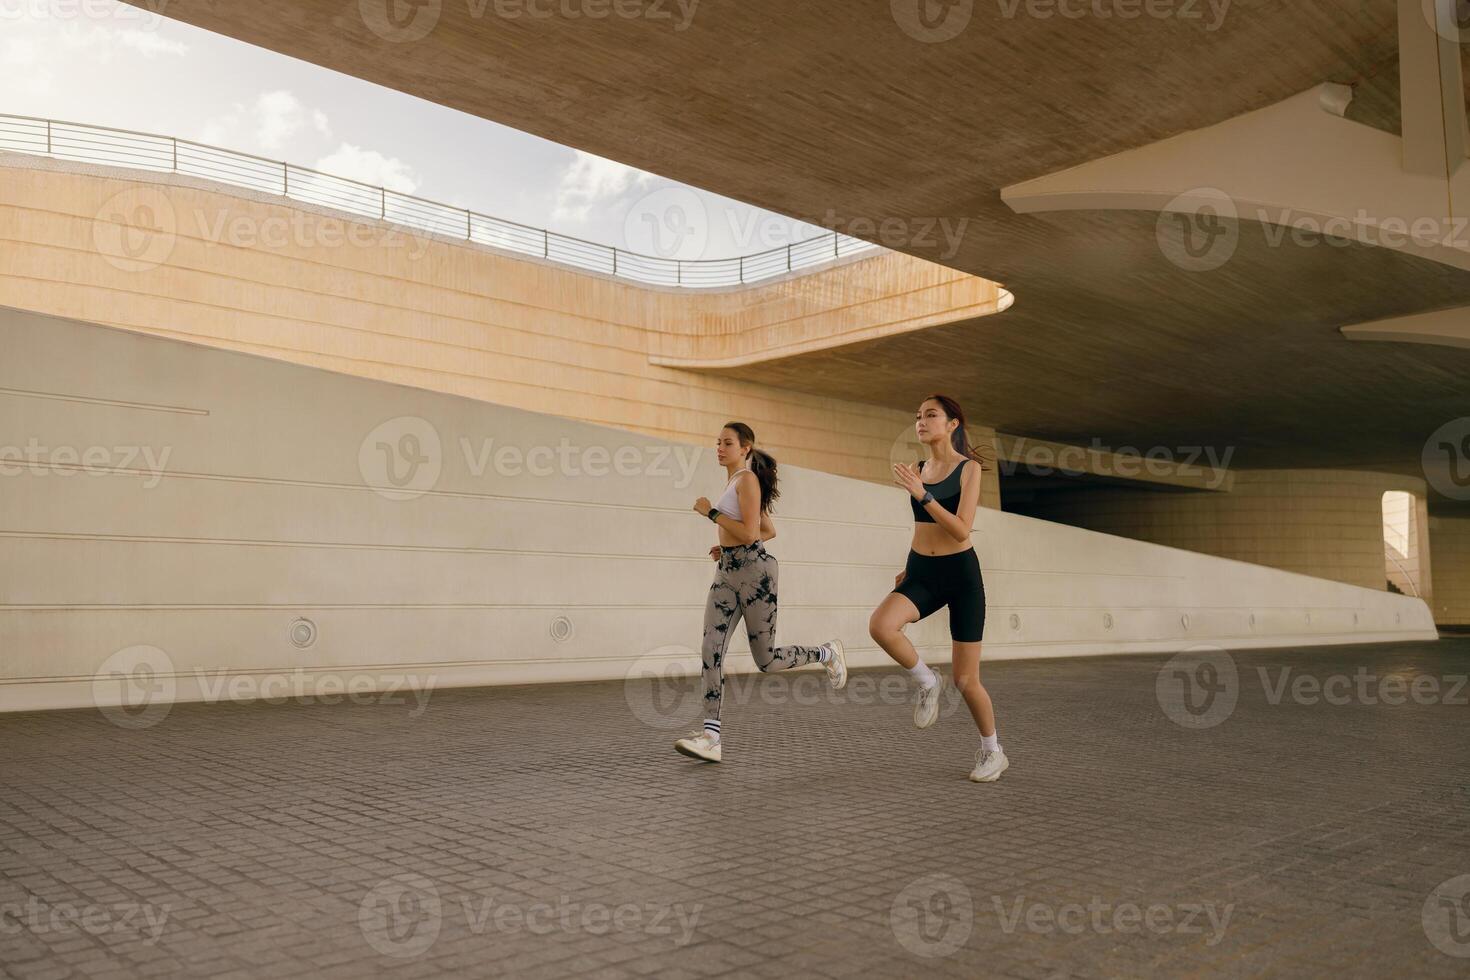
[1385, 550, 1421, 598]
[0, 112, 877, 288]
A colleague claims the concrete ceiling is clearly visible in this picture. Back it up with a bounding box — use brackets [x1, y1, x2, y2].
[124, 0, 1470, 506]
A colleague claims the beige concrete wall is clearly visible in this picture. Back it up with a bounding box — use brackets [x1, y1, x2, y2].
[0, 156, 1005, 493]
[0, 309, 1436, 713]
[1430, 515, 1470, 625]
[1016, 470, 1433, 594]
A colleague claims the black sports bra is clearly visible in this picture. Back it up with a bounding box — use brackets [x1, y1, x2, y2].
[910, 458, 969, 522]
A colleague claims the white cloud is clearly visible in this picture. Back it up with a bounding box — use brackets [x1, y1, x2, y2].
[315, 143, 419, 194]
[43, 21, 188, 60]
[553, 149, 654, 223]
[114, 29, 188, 58]
[255, 90, 306, 150]
[196, 91, 332, 154]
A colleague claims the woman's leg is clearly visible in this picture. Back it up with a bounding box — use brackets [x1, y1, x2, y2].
[950, 641, 996, 737]
[871, 589, 946, 728]
[740, 551, 826, 672]
[868, 592, 922, 668]
[698, 564, 744, 738]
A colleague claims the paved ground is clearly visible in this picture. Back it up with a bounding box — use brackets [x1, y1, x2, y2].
[2, 638, 1469, 979]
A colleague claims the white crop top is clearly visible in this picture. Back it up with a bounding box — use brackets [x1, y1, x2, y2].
[715, 468, 754, 522]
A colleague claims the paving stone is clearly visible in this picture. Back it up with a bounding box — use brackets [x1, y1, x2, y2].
[0, 640, 1467, 978]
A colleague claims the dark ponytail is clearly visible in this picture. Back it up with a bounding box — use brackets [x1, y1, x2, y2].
[723, 421, 780, 513]
[924, 394, 995, 471]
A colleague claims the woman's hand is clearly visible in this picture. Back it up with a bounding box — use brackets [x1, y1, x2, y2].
[693, 496, 712, 516]
[894, 570, 906, 587]
[709, 546, 721, 561]
[892, 463, 925, 500]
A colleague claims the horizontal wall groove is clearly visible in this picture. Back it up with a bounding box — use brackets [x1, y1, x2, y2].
[0, 385, 208, 416]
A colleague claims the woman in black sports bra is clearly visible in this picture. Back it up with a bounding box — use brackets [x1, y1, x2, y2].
[868, 394, 1008, 783]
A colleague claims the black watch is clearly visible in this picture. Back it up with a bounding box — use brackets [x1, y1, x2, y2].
[707, 507, 721, 522]
[920, 491, 935, 506]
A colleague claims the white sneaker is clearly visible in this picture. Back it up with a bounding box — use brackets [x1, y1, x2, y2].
[823, 638, 847, 690]
[914, 675, 943, 729]
[969, 747, 1009, 782]
[674, 731, 722, 763]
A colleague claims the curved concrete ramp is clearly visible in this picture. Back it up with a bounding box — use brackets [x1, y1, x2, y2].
[0, 308, 1435, 712]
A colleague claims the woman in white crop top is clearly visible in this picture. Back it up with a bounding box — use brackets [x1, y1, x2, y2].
[669, 422, 848, 764]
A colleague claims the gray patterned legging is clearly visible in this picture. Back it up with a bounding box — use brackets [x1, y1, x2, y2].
[702, 541, 826, 720]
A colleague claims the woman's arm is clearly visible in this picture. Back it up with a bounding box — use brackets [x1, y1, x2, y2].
[894, 460, 980, 544]
[926, 462, 981, 543]
[694, 474, 762, 544]
[723, 472, 762, 544]
[760, 510, 776, 542]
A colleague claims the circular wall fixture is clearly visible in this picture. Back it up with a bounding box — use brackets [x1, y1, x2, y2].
[1180, 613, 1191, 630]
[1008, 613, 1021, 631]
[550, 615, 575, 643]
[289, 617, 317, 649]
[1102, 612, 1114, 631]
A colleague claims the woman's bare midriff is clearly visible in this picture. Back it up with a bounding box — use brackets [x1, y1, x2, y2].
[910, 522, 974, 557]
[718, 525, 752, 549]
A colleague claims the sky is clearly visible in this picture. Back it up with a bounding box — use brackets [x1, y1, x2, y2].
[0, 0, 823, 259]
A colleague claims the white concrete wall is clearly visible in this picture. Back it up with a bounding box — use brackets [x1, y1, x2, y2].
[0, 308, 1438, 713]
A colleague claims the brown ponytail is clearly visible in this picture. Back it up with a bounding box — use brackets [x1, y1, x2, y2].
[723, 421, 780, 513]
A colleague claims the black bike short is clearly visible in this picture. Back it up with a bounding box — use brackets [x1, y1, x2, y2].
[892, 547, 986, 642]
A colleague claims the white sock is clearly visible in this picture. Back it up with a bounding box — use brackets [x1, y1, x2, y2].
[908, 661, 937, 690]
[980, 733, 999, 753]
[819, 644, 832, 664]
[703, 719, 721, 743]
